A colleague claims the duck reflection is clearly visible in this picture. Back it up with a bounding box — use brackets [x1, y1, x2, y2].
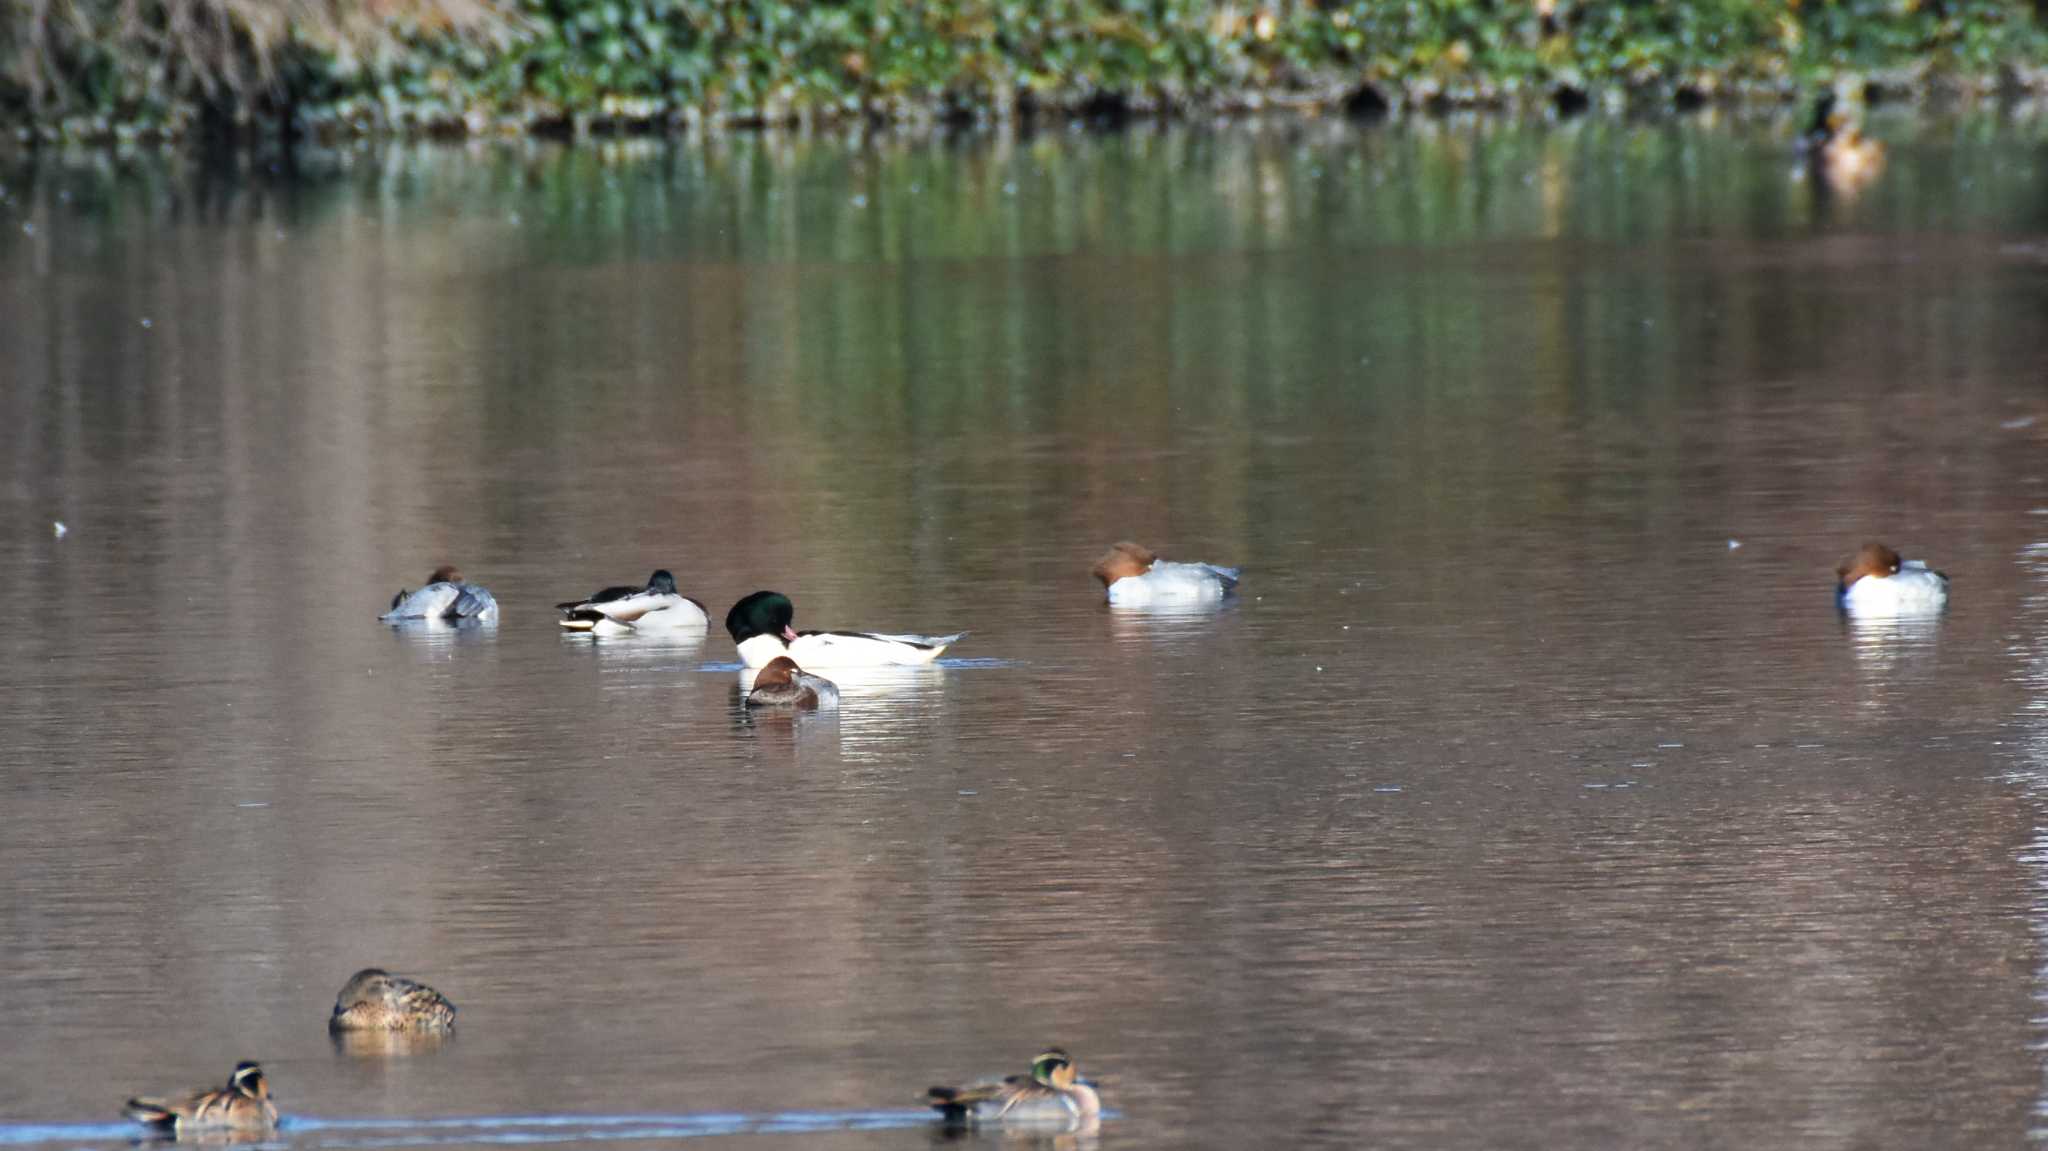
[558, 627, 707, 665]
[1107, 599, 1237, 645]
[330, 1027, 455, 1058]
[1844, 613, 1942, 677]
[383, 616, 498, 649]
[927, 1115, 1100, 1149]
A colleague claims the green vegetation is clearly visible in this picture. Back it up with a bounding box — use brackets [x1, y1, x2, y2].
[5, 0, 2048, 141]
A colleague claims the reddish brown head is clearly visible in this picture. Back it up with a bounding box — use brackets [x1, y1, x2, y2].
[1091, 541, 1157, 587]
[428, 566, 463, 585]
[755, 656, 802, 688]
[1837, 542, 1901, 588]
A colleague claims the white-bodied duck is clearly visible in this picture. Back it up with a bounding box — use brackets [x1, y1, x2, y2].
[926, 1048, 1102, 1127]
[724, 590, 962, 669]
[1837, 541, 1948, 617]
[744, 656, 840, 710]
[1091, 541, 1241, 606]
[381, 566, 499, 622]
[557, 569, 709, 634]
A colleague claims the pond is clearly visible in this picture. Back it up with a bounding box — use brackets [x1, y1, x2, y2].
[3, 110, 2048, 1149]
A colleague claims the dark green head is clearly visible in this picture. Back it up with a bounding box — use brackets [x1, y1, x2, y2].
[647, 570, 677, 596]
[726, 591, 797, 644]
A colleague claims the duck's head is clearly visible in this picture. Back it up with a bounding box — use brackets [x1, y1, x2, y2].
[647, 570, 678, 595]
[755, 656, 803, 688]
[229, 1063, 269, 1101]
[1838, 542, 1903, 587]
[1091, 542, 1157, 587]
[334, 967, 396, 1008]
[726, 591, 799, 644]
[1030, 1048, 1076, 1088]
[429, 565, 463, 585]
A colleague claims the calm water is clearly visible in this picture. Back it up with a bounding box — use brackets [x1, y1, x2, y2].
[4, 112, 2048, 1149]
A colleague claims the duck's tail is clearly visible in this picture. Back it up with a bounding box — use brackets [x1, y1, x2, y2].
[913, 633, 967, 661]
[123, 1099, 176, 1129]
[924, 1086, 969, 1119]
[559, 609, 606, 632]
[1203, 564, 1243, 590]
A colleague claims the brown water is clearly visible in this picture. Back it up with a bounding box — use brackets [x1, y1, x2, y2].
[4, 113, 2048, 1149]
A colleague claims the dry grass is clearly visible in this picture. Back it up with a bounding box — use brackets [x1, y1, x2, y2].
[4, 0, 515, 117]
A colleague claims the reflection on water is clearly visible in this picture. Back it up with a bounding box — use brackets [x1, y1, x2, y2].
[3, 115, 2048, 1149]
[2014, 542, 2048, 1141]
[329, 1030, 455, 1060]
[1844, 613, 1945, 678]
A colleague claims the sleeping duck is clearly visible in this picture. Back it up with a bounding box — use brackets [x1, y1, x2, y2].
[926, 1048, 1102, 1127]
[557, 569, 709, 634]
[744, 656, 840, 710]
[724, 591, 963, 669]
[381, 566, 499, 622]
[329, 967, 457, 1033]
[1837, 541, 1948, 617]
[1091, 541, 1241, 606]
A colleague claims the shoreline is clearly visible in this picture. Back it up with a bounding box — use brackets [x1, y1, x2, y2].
[11, 69, 2048, 149]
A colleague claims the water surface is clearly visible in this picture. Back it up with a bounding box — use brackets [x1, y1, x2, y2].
[4, 113, 2048, 1148]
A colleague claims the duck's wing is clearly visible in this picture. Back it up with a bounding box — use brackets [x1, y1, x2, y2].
[790, 630, 963, 667]
[449, 586, 498, 620]
[603, 599, 669, 624]
[846, 630, 966, 647]
[557, 584, 641, 611]
[125, 1085, 254, 1130]
[389, 975, 458, 1028]
[925, 1079, 1009, 1118]
[928, 1075, 1064, 1120]
[794, 672, 839, 709]
[746, 681, 817, 709]
[381, 583, 461, 620]
[123, 1096, 182, 1129]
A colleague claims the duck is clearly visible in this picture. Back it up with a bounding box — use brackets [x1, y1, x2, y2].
[1091, 541, 1241, 606]
[926, 1048, 1102, 1126]
[380, 566, 499, 622]
[1802, 91, 1884, 189]
[724, 591, 963, 669]
[557, 569, 709, 634]
[1837, 541, 1948, 617]
[745, 656, 840, 709]
[329, 967, 458, 1033]
[124, 1062, 279, 1135]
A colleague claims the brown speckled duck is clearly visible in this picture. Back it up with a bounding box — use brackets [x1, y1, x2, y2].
[329, 967, 457, 1033]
